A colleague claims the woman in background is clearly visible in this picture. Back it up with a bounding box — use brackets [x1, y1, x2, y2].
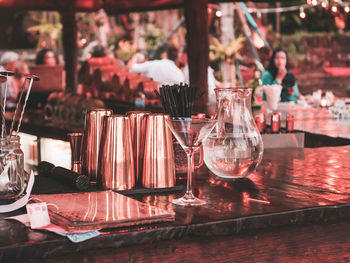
[35, 48, 59, 66]
[261, 48, 300, 102]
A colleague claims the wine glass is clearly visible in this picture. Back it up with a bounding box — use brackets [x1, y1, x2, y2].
[166, 117, 216, 206]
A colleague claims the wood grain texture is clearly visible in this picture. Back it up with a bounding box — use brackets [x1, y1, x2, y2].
[184, 0, 209, 109]
[61, 9, 78, 93]
[2, 146, 350, 262]
[12, 221, 350, 263]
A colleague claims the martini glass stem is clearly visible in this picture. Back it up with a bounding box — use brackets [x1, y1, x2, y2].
[184, 149, 195, 200]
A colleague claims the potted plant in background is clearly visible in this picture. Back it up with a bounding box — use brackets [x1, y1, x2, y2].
[209, 36, 245, 87]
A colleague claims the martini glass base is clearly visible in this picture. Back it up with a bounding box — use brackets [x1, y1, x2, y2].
[172, 193, 206, 206]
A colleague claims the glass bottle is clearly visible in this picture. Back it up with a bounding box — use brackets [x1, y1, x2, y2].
[0, 136, 25, 199]
[250, 65, 262, 109]
[203, 87, 264, 179]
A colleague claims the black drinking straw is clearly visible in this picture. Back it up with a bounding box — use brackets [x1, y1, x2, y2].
[154, 89, 167, 113]
[169, 86, 179, 117]
[158, 87, 168, 115]
[179, 86, 185, 116]
[160, 87, 174, 117]
[185, 86, 191, 117]
[155, 83, 199, 118]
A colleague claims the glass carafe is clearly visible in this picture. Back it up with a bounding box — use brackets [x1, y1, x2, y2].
[203, 87, 264, 179]
[0, 136, 25, 199]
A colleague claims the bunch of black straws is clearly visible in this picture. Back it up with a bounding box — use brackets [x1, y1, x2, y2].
[154, 83, 200, 118]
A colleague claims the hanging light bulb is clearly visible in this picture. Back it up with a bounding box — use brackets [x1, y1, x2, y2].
[331, 5, 338, 13]
[311, 0, 318, 6]
[215, 10, 222, 17]
[299, 7, 306, 19]
[345, 5, 350, 13]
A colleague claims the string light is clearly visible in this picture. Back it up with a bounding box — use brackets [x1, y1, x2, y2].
[299, 7, 306, 19]
[321, 0, 329, 8]
[215, 10, 222, 17]
[247, 4, 311, 14]
[232, 1, 350, 19]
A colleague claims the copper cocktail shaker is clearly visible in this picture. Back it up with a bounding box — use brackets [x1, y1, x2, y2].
[143, 114, 175, 188]
[99, 115, 135, 190]
[82, 108, 113, 183]
[126, 111, 150, 186]
[67, 132, 84, 174]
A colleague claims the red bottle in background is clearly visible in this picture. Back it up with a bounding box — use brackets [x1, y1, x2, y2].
[255, 114, 265, 133]
[271, 112, 280, 133]
[286, 113, 294, 132]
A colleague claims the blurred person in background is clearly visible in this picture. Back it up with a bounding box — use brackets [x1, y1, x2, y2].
[261, 48, 300, 102]
[179, 48, 218, 101]
[129, 45, 184, 86]
[0, 51, 21, 109]
[127, 51, 148, 68]
[35, 48, 59, 66]
[90, 45, 106, 58]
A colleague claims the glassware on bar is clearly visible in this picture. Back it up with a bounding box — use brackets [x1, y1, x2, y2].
[203, 87, 264, 179]
[0, 135, 25, 200]
[68, 132, 84, 174]
[166, 117, 216, 206]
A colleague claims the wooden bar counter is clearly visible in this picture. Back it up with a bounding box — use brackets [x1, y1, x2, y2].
[1, 145, 350, 262]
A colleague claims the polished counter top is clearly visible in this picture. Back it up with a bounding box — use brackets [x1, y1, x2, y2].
[267, 102, 350, 139]
[1, 146, 350, 261]
[295, 118, 350, 139]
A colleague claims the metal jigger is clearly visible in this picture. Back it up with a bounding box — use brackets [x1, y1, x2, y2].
[68, 132, 84, 174]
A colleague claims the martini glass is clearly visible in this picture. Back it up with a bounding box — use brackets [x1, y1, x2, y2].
[166, 117, 216, 206]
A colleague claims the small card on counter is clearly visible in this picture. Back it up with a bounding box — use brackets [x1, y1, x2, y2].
[26, 202, 51, 229]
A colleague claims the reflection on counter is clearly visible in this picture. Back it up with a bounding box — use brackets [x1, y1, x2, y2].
[19, 133, 71, 171]
[40, 138, 71, 169]
[19, 132, 38, 172]
[31, 191, 175, 231]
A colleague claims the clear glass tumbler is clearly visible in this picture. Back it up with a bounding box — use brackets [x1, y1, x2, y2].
[0, 135, 25, 200]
